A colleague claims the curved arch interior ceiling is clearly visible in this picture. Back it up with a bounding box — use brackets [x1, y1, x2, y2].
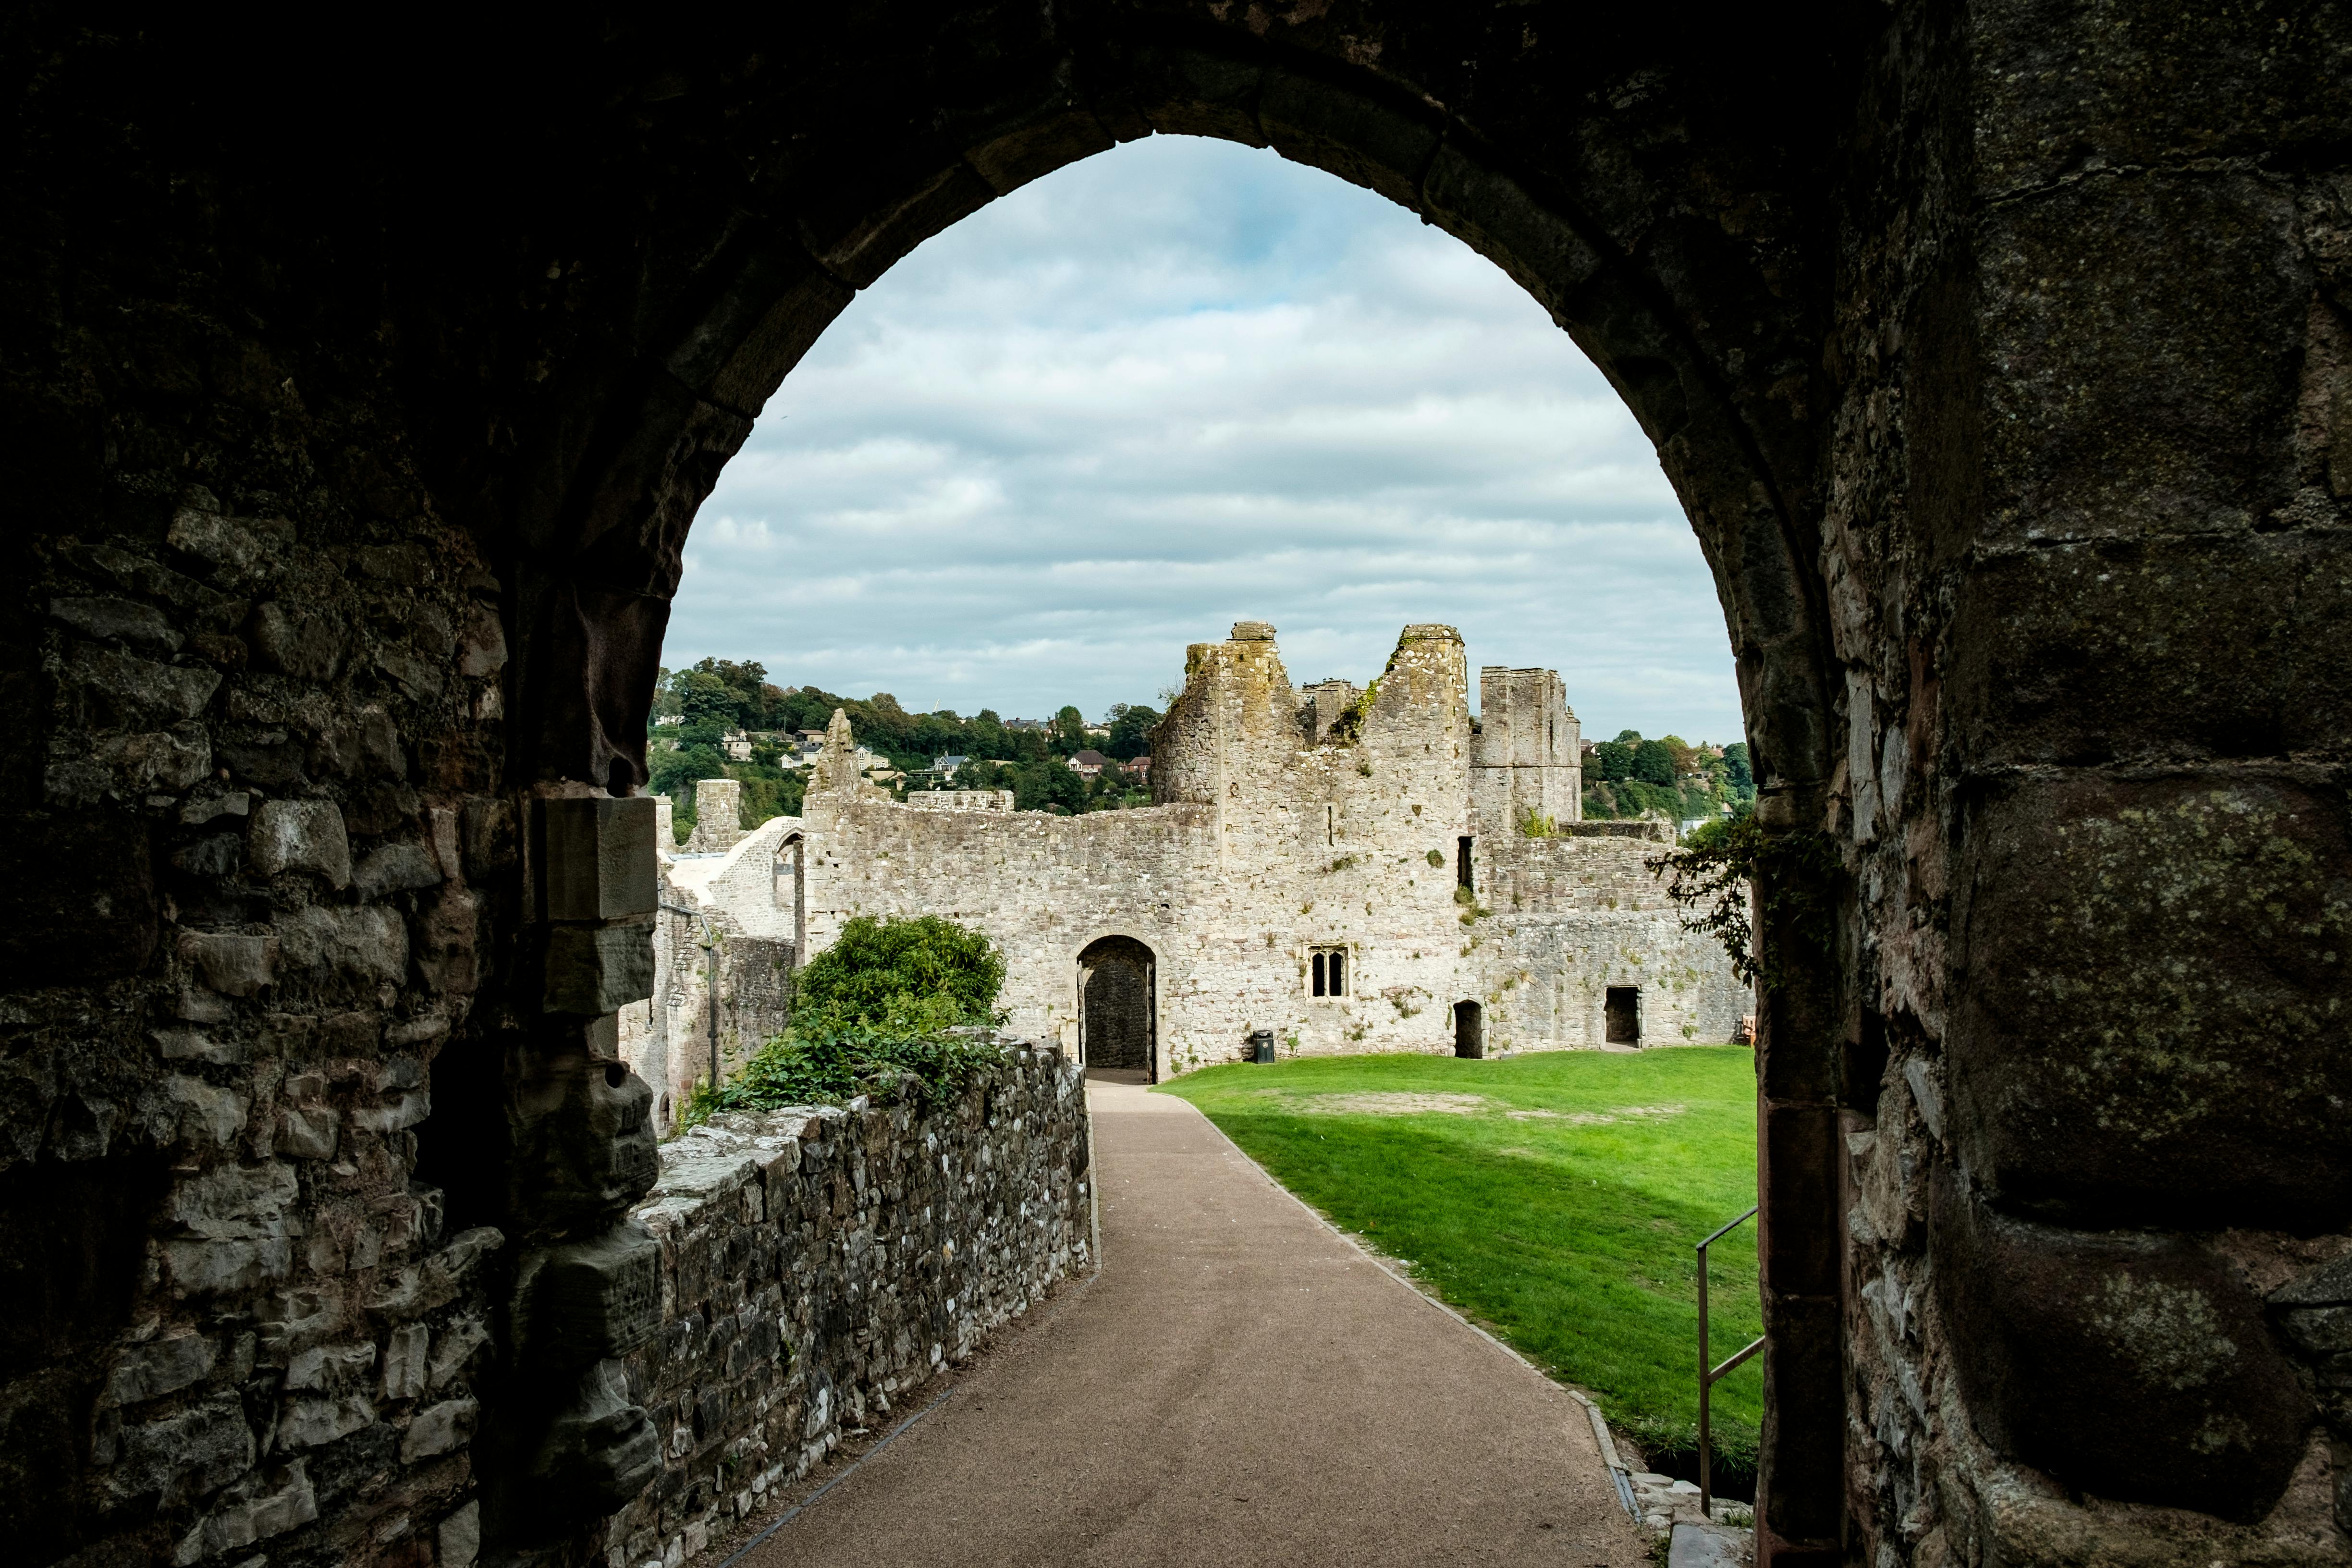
[672, 135, 1741, 742]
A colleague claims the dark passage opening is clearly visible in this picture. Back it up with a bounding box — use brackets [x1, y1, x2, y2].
[1457, 836, 1474, 891]
[1313, 951, 1325, 995]
[1079, 935, 1156, 1078]
[1605, 986, 1642, 1046]
[1453, 1000, 1484, 1059]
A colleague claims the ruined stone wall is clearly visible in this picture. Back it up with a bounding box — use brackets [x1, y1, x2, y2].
[0, 475, 535, 1568]
[620, 821, 803, 1127]
[605, 1042, 1090, 1568]
[723, 625, 1747, 1082]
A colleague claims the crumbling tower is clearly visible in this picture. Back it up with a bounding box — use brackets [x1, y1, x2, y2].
[1471, 667, 1582, 834]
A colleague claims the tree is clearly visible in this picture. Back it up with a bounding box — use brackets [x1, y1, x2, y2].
[1592, 740, 1635, 782]
[1050, 704, 1087, 754]
[1633, 739, 1677, 787]
[1723, 742, 1754, 795]
[1102, 702, 1160, 760]
[650, 741, 727, 800]
[1012, 756, 1088, 814]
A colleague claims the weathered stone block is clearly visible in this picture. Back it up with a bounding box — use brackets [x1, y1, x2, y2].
[1259, 68, 1439, 209]
[280, 904, 408, 996]
[400, 1396, 477, 1461]
[1950, 772, 2352, 1226]
[275, 1393, 374, 1449]
[249, 601, 342, 680]
[67, 640, 221, 721]
[247, 799, 351, 887]
[285, 1340, 375, 1392]
[110, 1394, 254, 1503]
[171, 1459, 315, 1566]
[166, 506, 292, 588]
[542, 796, 657, 921]
[382, 1323, 428, 1401]
[353, 842, 441, 898]
[517, 1220, 662, 1369]
[184, 931, 278, 997]
[1976, 173, 2304, 544]
[527, 1359, 661, 1516]
[1931, 1174, 2312, 1520]
[1947, 533, 2352, 766]
[436, 1499, 480, 1568]
[104, 1331, 220, 1408]
[543, 918, 655, 1015]
[793, 161, 995, 290]
[963, 106, 1115, 197]
[1421, 147, 1605, 326]
[51, 594, 182, 652]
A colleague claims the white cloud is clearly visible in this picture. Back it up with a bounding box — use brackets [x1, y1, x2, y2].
[666, 135, 1741, 744]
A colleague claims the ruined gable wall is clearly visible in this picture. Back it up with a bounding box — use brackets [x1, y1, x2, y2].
[1471, 666, 1584, 835]
[770, 625, 1742, 1074]
[1469, 824, 1751, 1049]
[798, 795, 1213, 1053]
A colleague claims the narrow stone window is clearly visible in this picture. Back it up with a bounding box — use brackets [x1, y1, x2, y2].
[1457, 836, 1475, 892]
[1310, 945, 1347, 997]
[1326, 803, 1335, 847]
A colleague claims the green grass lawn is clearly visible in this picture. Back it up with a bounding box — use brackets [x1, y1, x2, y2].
[1161, 1047, 1761, 1469]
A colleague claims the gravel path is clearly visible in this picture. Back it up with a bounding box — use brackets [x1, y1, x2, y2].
[732, 1075, 1647, 1568]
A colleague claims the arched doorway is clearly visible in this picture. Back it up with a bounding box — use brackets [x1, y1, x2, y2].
[1078, 936, 1156, 1082]
[1453, 1000, 1484, 1060]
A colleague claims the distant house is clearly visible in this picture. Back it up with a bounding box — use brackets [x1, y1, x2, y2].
[1084, 724, 1110, 739]
[1066, 749, 1109, 777]
[1125, 755, 1151, 780]
[932, 754, 971, 779]
[653, 713, 683, 727]
[1003, 718, 1048, 732]
[723, 727, 753, 760]
[794, 728, 827, 755]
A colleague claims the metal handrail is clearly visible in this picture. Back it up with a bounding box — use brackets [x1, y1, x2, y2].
[1697, 1205, 1763, 1518]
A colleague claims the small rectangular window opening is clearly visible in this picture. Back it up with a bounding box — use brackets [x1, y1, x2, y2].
[1457, 836, 1475, 892]
[1310, 945, 1347, 997]
[1325, 804, 1335, 848]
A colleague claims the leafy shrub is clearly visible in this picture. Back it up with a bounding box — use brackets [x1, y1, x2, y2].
[793, 914, 1006, 1035]
[1647, 817, 1839, 990]
[684, 1024, 1009, 1125]
[679, 914, 1012, 1128]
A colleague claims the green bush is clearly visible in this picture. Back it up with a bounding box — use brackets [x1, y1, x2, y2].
[680, 914, 1011, 1127]
[684, 1024, 1009, 1124]
[794, 914, 1006, 1035]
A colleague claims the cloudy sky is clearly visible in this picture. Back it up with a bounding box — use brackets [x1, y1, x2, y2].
[668, 135, 1743, 745]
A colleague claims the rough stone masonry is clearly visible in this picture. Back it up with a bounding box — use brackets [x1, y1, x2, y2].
[4, 6, 2349, 1568]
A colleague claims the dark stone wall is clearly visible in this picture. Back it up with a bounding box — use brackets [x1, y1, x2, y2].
[0, 4, 2344, 1566]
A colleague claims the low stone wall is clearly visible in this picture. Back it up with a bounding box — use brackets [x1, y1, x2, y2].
[600, 1041, 1091, 1568]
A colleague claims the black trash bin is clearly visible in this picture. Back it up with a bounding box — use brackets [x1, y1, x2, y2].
[1250, 1029, 1276, 1065]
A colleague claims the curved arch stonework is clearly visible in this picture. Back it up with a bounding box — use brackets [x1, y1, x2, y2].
[4, 6, 2349, 1567]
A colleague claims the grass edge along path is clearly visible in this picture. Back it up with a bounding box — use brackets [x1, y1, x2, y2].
[1160, 1047, 1762, 1476]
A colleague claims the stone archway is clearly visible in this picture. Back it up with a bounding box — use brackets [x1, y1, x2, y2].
[7, 9, 2348, 1568]
[1078, 936, 1156, 1080]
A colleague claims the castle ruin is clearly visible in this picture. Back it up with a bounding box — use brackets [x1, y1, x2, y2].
[621, 622, 1746, 1127]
